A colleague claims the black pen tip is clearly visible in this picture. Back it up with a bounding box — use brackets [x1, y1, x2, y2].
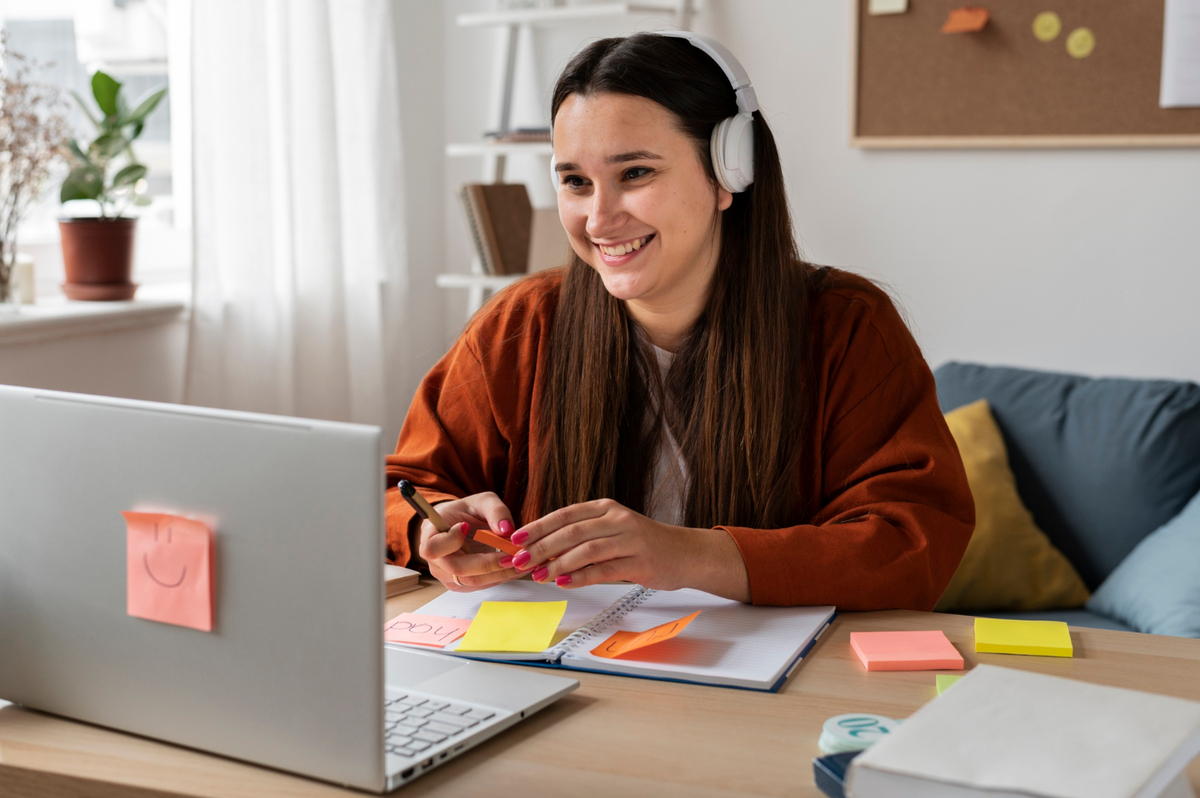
[397, 480, 414, 498]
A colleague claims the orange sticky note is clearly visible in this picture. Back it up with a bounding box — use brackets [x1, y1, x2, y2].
[941, 7, 989, 33]
[384, 613, 472, 648]
[591, 611, 701, 659]
[124, 511, 214, 632]
[850, 630, 963, 671]
[471, 528, 520, 556]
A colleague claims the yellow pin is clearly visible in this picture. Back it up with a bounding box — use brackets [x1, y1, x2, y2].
[1066, 27, 1096, 58]
[1033, 12, 1062, 42]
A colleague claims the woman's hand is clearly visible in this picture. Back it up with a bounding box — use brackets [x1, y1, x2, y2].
[417, 492, 521, 592]
[508, 498, 751, 601]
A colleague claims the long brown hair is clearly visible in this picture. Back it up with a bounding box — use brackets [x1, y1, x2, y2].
[529, 34, 824, 529]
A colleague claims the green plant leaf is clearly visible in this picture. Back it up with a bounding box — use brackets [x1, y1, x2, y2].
[69, 90, 102, 129]
[133, 194, 153, 207]
[91, 71, 122, 117]
[60, 166, 104, 202]
[65, 139, 94, 167]
[113, 163, 147, 188]
[90, 131, 128, 160]
[120, 86, 167, 129]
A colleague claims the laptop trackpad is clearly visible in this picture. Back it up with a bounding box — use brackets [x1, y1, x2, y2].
[384, 646, 470, 688]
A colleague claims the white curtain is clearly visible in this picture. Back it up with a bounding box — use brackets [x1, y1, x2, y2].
[185, 0, 419, 430]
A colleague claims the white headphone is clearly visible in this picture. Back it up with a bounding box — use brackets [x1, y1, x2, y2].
[551, 31, 758, 194]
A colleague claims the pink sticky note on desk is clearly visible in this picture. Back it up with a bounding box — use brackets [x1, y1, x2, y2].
[850, 630, 963, 671]
[385, 613, 471, 648]
[124, 511, 215, 632]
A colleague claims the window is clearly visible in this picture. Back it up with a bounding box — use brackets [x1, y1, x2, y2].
[2, 0, 191, 296]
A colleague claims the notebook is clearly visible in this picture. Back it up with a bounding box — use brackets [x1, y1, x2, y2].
[390, 581, 836, 692]
[847, 664, 1200, 798]
[457, 183, 532, 276]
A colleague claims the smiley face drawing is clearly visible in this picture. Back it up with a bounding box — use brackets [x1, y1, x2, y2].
[144, 523, 188, 588]
[123, 511, 215, 632]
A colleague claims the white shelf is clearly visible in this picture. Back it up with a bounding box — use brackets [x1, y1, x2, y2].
[446, 141, 554, 158]
[436, 273, 523, 291]
[457, 3, 681, 27]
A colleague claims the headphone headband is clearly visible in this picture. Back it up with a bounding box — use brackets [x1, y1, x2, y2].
[654, 31, 759, 116]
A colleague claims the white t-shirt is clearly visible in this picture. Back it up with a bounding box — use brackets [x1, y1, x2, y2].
[646, 344, 689, 527]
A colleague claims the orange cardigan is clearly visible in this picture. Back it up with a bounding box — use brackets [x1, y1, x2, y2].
[385, 268, 974, 610]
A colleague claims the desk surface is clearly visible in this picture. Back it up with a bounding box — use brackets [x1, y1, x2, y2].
[3, 584, 1200, 797]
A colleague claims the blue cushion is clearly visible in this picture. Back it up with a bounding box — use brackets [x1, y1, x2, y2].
[980, 609, 1134, 633]
[1086, 489, 1200, 638]
[934, 363, 1200, 588]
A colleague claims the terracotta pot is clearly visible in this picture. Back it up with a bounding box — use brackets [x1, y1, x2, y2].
[59, 217, 138, 301]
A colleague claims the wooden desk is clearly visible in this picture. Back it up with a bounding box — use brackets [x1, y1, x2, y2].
[3, 585, 1199, 797]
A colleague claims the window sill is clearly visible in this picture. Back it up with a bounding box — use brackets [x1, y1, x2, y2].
[0, 285, 190, 347]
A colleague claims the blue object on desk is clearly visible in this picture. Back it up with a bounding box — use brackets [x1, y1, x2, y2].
[812, 750, 861, 798]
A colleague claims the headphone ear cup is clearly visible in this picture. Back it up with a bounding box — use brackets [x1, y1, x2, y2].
[709, 113, 755, 194]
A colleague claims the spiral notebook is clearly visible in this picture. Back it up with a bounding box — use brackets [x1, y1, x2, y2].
[392, 581, 836, 692]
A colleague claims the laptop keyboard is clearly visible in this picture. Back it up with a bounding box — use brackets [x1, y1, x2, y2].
[384, 692, 497, 761]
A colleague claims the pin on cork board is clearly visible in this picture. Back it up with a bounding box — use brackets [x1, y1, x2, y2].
[852, 0, 1200, 148]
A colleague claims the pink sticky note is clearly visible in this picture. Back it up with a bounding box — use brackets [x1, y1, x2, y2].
[124, 511, 215, 632]
[385, 613, 472, 648]
[850, 630, 963, 671]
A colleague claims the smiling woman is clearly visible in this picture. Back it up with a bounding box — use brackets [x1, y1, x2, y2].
[386, 33, 975, 610]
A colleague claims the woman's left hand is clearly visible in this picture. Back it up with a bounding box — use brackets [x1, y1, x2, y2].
[508, 498, 751, 600]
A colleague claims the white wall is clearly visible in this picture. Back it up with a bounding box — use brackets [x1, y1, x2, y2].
[440, 1, 1200, 383]
[0, 318, 188, 401]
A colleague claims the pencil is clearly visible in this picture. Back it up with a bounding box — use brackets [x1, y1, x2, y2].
[398, 480, 469, 552]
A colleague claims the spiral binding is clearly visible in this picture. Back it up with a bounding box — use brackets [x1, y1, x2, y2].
[546, 585, 656, 659]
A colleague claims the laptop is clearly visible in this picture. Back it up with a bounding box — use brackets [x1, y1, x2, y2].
[0, 384, 577, 792]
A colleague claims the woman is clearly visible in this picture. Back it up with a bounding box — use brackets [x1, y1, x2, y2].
[386, 33, 973, 610]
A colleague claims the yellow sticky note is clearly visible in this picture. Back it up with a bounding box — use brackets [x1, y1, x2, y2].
[974, 617, 1073, 657]
[456, 601, 567, 653]
[936, 673, 964, 694]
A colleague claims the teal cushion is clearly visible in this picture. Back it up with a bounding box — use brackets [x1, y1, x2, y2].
[1086, 489, 1200, 638]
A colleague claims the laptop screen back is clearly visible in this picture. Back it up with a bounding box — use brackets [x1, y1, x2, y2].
[0, 385, 386, 791]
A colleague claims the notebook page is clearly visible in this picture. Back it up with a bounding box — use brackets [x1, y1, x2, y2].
[561, 588, 835, 687]
[387, 581, 636, 661]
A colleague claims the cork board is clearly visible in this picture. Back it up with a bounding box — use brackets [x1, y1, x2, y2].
[853, 0, 1200, 147]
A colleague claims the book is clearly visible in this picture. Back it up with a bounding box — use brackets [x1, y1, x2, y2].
[384, 564, 421, 597]
[458, 183, 532, 276]
[847, 664, 1200, 798]
[388, 580, 836, 692]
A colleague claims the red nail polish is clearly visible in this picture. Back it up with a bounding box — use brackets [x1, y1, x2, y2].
[499, 555, 514, 568]
[532, 567, 549, 582]
[555, 574, 572, 587]
[460, 522, 470, 538]
[512, 550, 531, 569]
[498, 519, 515, 537]
[511, 530, 529, 545]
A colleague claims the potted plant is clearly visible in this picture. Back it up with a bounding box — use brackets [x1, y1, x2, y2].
[0, 35, 68, 312]
[58, 70, 166, 301]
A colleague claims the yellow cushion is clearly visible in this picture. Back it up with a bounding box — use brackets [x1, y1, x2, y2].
[935, 399, 1091, 613]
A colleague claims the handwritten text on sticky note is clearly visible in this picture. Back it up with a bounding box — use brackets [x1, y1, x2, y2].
[384, 613, 471, 648]
[124, 511, 214, 632]
[591, 611, 701, 659]
[456, 601, 567, 653]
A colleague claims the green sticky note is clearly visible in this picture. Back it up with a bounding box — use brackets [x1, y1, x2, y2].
[936, 673, 964, 694]
[456, 600, 568, 653]
[974, 617, 1073, 657]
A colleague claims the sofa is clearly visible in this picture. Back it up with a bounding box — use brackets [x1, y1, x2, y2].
[933, 362, 1200, 635]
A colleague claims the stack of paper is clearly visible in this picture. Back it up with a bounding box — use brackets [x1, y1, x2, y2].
[384, 564, 421, 597]
[847, 665, 1200, 798]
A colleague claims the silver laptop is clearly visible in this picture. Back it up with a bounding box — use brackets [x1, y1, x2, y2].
[0, 384, 577, 792]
